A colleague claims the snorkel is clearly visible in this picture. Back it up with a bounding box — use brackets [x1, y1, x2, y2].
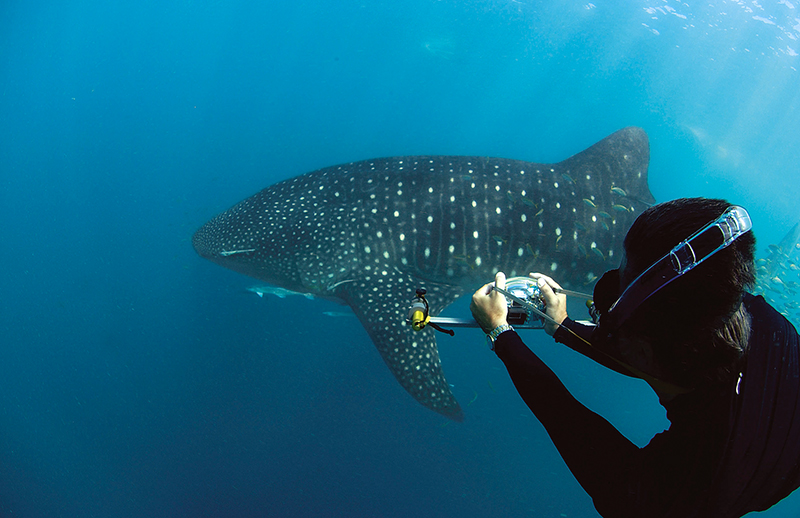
[589, 205, 753, 393]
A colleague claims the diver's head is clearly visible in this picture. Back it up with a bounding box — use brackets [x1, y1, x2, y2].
[594, 197, 756, 388]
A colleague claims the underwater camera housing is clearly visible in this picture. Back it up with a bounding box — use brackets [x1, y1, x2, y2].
[503, 276, 547, 328]
[408, 276, 558, 335]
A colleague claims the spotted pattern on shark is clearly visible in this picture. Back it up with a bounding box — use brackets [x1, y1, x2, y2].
[193, 127, 654, 420]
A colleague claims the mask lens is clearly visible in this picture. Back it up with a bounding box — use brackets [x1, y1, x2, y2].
[593, 269, 621, 314]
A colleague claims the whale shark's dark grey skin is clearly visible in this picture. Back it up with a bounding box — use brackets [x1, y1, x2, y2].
[193, 127, 654, 420]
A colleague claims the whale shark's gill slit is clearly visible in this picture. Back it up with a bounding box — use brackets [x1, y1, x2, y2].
[192, 127, 654, 420]
[219, 248, 256, 256]
[327, 279, 356, 291]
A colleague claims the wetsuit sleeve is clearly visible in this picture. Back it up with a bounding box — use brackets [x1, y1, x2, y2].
[493, 330, 642, 516]
[553, 317, 638, 378]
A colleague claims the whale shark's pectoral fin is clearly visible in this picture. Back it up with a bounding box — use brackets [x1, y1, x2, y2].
[335, 274, 465, 421]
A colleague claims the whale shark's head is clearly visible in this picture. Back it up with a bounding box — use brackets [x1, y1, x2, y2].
[192, 191, 313, 293]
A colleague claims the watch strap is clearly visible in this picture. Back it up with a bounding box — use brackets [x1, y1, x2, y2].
[487, 324, 514, 350]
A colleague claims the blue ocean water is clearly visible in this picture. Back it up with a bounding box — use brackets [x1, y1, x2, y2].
[1, 1, 799, 516]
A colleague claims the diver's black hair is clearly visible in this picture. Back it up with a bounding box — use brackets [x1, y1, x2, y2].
[620, 197, 756, 387]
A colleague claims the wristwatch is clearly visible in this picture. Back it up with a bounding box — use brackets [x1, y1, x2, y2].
[487, 324, 514, 350]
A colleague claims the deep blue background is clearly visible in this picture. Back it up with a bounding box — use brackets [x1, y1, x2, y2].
[2, 1, 800, 516]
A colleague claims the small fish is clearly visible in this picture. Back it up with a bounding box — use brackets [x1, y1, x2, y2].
[492, 235, 507, 244]
[756, 258, 768, 266]
[506, 191, 516, 203]
[583, 198, 597, 208]
[611, 187, 628, 196]
[247, 285, 315, 299]
[520, 197, 537, 207]
[612, 204, 630, 213]
[455, 256, 475, 270]
[555, 234, 563, 247]
[526, 243, 536, 256]
[574, 221, 586, 231]
[584, 273, 599, 285]
[561, 173, 576, 185]
[322, 311, 355, 318]
[534, 208, 544, 217]
[577, 243, 587, 257]
[600, 221, 610, 231]
[598, 211, 612, 219]
[769, 244, 783, 254]
[591, 247, 605, 260]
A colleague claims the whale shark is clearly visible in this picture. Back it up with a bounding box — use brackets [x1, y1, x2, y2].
[192, 127, 655, 420]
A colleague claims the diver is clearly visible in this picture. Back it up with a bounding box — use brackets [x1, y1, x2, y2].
[470, 198, 800, 517]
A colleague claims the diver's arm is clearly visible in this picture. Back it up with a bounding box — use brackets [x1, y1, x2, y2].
[532, 273, 637, 378]
[553, 318, 638, 378]
[493, 330, 642, 515]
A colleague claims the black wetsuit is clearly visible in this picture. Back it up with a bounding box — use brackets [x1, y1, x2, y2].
[493, 294, 800, 517]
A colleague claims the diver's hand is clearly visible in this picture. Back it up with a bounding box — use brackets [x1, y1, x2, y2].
[529, 273, 568, 336]
[470, 272, 509, 334]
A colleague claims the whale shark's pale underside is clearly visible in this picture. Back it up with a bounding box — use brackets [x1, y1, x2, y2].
[193, 127, 654, 420]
